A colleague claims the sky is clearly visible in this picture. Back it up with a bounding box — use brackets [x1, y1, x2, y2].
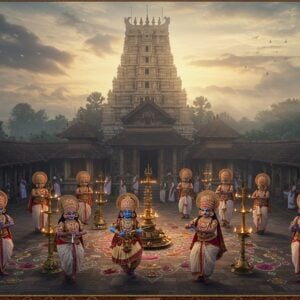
[0, 2, 300, 122]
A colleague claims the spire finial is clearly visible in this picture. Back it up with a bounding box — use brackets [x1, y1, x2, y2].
[134, 17, 137, 25]
[152, 17, 155, 25]
[140, 17, 143, 25]
[158, 17, 161, 25]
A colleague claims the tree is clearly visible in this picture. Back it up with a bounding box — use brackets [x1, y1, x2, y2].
[0, 121, 7, 139]
[8, 103, 36, 138]
[190, 96, 214, 130]
[74, 92, 105, 130]
[46, 114, 68, 135]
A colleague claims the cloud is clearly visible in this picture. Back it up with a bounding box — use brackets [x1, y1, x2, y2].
[0, 14, 73, 75]
[84, 33, 120, 57]
[188, 54, 296, 73]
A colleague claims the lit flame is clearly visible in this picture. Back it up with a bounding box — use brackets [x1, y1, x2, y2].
[40, 210, 44, 213]
[248, 227, 253, 234]
[234, 227, 237, 233]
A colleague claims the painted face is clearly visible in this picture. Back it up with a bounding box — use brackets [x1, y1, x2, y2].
[65, 211, 76, 220]
[199, 207, 213, 217]
[123, 209, 133, 219]
[258, 184, 265, 191]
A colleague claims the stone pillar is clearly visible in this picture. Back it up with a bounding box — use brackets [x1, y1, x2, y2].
[172, 149, 177, 179]
[120, 149, 124, 176]
[133, 148, 137, 175]
[159, 149, 164, 181]
[86, 159, 93, 179]
[64, 160, 71, 179]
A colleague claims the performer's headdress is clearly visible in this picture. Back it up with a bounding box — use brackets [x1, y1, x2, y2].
[76, 171, 91, 184]
[32, 171, 48, 185]
[219, 169, 233, 182]
[255, 173, 271, 187]
[196, 190, 219, 211]
[116, 193, 139, 211]
[179, 168, 193, 180]
[60, 195, 79, 213]
[0, 190, 8, 208]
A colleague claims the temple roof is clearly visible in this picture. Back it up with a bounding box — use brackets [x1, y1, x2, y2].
[107, 128, 189, 146]
[195, 117, 240, 139]
[57, 122, 101, 140]
[121, 100, 175, 127]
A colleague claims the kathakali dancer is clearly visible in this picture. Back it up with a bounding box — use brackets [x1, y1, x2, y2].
[28, 171, 49, 232]
[185, 190, 226, 283]
[252, 173, 271, 234]
[215, 169, 235, 227]
[289, 194, 300, 280]
[56, 195, 86, 283]
[177, 168, 193, 219]
[110, 193, 143, 276]
[75, 171, 93, 224]
[0, 191, 14, 275]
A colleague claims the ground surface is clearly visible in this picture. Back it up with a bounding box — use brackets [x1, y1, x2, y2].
[1, 195, 299, 296]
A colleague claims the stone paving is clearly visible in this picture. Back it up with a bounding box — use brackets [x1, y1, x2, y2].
[0, 195, 299, 296]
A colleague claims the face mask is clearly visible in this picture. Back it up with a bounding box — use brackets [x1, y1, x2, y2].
[123, 209, 133, 219]
[199, 208, 212, 217]
[66, 212, 76, 220]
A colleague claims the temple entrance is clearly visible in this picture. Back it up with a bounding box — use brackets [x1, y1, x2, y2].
[139, 150, 159, 178]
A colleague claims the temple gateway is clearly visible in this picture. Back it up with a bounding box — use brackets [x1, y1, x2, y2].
[0, 16, 299, 197]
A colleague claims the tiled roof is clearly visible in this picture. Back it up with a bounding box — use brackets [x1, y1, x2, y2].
[58, 122, 100, 140]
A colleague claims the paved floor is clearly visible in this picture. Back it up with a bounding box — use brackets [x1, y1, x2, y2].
[1, 194, 299, 296]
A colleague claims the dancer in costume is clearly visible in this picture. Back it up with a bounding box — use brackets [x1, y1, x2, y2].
[252, 173, 271, 234]
[177, 168, 193, 219]
[185, 190, 226, 283]
[289, 194, 300, 280]
[75, 171, 93, 224]
[0, 191, 14, 275]
[28, 171, 49, 232]
[56, 195, 86, 283]
[110, 193, 143, 276]
[215, 169, 235, 227]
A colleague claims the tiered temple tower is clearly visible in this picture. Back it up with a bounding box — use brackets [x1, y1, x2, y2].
[102, 16, 193, 140]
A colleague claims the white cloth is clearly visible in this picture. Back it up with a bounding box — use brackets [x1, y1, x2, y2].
[78, 202, 91, 224]
[19, 182, 27, 199]
[57, 243, 84, 276]
[53, 182, 61, 197]
[168, 183, 175, 202]
[32, 204, 48, 230]
[104, 177, 112, 195]
[253, 206, 268, 232]
[291, 241, 300, 274]
[190, 241, 219, 277]
[119, 180, 127, 195]
[160, 183, 167, 203]
[288, 185, 297, 209]
[218, 200, 234, 225]
[178, 195, 192, 215]
[0, 238, 14, 270]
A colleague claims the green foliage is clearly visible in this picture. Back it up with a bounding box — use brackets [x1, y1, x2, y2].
[190, 96, 215, 129]
[74, 92, 105, 130]
[0, 121, 7, 139]
[8, 103, 68, 140]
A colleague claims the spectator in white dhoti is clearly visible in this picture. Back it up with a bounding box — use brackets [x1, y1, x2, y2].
[132, 175, 139, 196]
[168, 180, 176, 202]
[104, 175, 112, 196]
[288, 182, 297, 210]
[160, 181, 167, 203]
[119, 177, 127, 196]
[19, 178, 27, 202]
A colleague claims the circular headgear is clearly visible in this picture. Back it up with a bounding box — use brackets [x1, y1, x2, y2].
[179, 168, 193, 181]
[116, 193, 139, 211]
[32, 171, 48, 185]
[219, 169, 233, 182]
[255, 173, 271, 187]
[0, 191, 8, 208]
[60, 195, 79, 213]
[76, 171, 91, 184]
[196, 190, 219, 211]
